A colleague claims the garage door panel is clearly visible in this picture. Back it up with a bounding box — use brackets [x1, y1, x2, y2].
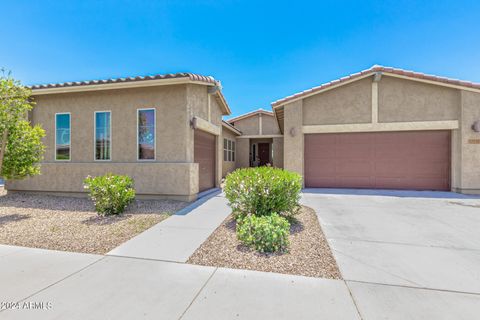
[304, 130, 450, 191]
[336, 144, 374, 159]
[336, 133, 374, 145]
[374, 160, 410, 177]
[305, 177, 338, 188]
[304, 159, 336, 176]
[337, 177, 374, 188]
[194, 130, 216, 192]
[336, 160, 373, 176]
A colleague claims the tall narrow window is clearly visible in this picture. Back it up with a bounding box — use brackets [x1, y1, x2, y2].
[55, 113, 71, 161]
[232, 141, 236, 162]
[95, 111, 111, 160]
[227, 140, 232, 161]
[223, 139, 228, 161]
[137, 109, 155, 160]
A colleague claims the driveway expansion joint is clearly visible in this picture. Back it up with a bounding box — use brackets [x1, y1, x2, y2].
[177, 267, 218, 320]
[346, 279, 480, 296]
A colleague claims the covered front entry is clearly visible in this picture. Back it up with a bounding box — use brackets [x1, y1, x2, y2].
[194, 130, 216, 192]
[250, 138, 273, 167]
[304, 130, 451, 191]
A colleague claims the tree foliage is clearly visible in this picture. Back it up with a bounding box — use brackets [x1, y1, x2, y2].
[0, 70, 45, 180]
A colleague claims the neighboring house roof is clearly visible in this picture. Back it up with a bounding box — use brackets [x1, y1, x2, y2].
[227, 108, 274, 123]
[222, 120, 242, 135]
[271, 65, 480, 108]
[29, 72, 231, 115]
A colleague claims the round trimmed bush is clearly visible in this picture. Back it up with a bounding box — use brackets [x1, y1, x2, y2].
[84, 173, 136, 215]
[224, 167, 302, 220]
[237, 213, 290, 253]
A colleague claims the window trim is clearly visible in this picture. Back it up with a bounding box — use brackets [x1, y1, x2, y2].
[93, 110, 112, 162]
[136, 108, 156, 161]
[223, 138, 236, 162]
[54, 112, 71, 162]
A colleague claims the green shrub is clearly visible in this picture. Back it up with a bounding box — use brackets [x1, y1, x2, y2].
[236, 213, 290, 253]
[84, 173, 135, 215]
[224, 167, 302, 220]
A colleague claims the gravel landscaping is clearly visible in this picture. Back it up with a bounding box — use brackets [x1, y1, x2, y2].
[188, 206, 341, 279]
[0, 188, 188, 254]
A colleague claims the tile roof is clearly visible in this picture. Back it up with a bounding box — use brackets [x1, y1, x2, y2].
[227, 108, 274, 123]
[271, 65, 480, 107]
[29, 72, 219, 90]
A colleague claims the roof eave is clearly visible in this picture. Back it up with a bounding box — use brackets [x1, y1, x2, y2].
[222, 121, 242, 135]
[271, 66, 480, 108]
[31, 77, 214, 96]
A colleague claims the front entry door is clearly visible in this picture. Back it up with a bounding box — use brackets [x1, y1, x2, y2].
[258, 143, 270, 166]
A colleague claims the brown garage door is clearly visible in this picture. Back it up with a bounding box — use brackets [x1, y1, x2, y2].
[194, 130, 216, 192]
[304, 131, 450, 191]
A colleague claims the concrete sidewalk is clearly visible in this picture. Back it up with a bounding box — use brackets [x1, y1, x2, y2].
[0, 245, 361, 320]
[107, 191, 231, 262]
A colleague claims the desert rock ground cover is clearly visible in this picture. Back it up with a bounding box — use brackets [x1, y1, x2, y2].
[188, 206, 341, 279]
[0, 188, 188, 254]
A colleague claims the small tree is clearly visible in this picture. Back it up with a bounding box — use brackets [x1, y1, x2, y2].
[0, 70, 45, 180]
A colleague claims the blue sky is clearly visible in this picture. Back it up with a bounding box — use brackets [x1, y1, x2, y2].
[1, 1, 479, 118]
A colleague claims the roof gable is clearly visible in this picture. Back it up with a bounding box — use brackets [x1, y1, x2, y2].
[271, 65, 480, 108]
[227, 109, 274, 123]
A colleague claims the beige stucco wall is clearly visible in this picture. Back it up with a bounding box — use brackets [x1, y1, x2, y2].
[261, 114, 281, 135]
[272, 137, 284, 168]
[7, 83, 224, 200]
[231, 115, 259, 135]
[32, 85, 188, 163]
[455, 90, 480, 194]
[378, 76, 460, 122]
[186, 84, 223, 188]
[235, 138, 250, 168]
[7, 163, 198, 200]
[280, 74, 480, 193]
[283, 100, 304, 178]
[303, 78, 372, 125]
[221, 128, 237, 177]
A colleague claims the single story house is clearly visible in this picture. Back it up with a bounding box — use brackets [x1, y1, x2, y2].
[6, 65, 480, 199]
[7, 73, 231, 201]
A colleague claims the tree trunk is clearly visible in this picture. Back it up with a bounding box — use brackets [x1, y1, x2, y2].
[0, 128, 8, 176]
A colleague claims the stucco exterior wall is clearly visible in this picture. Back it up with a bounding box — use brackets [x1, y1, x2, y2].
[235, 138, 250, 168]
[279, 74, 480, 193]
[457, 90, 480, 194]
[283, 100, 303, 178]
[272, 137, 284, 168]
[7, 162, 198, 201]
[221, 128, 237, 177]
[7, 83, 224, 200]
[186, 84, 223, 188]
[231, 115, 259, 135]
[303, 78, 372, 125]
[378, 77, 460, 122]
[31, 85, 188, 163]
[261, 114, 281, 135]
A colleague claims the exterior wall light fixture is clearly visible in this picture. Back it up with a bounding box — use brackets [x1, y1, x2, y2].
[472, 120, 480, 133]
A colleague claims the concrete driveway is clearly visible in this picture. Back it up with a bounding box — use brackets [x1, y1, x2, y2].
[302, 189, 480, 320]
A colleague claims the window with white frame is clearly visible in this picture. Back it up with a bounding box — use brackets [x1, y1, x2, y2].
[94, 111, 111, 160]
[55, 113, 71, 161]
[223, 138, 235, 162]
[137, 109, 155, 160]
